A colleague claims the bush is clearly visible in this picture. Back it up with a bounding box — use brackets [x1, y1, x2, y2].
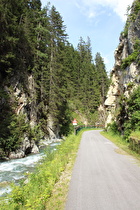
[121, 50, 139, 69]
[106, 122, 119, 135]
[114, 86, 140, 141]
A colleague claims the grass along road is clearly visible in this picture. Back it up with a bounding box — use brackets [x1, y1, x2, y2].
[46, 129, 140, 209]
[66, 130, 140, 210]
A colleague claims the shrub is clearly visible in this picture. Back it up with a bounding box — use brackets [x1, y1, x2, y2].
[106, 122, 119, 135]
[123, 86, 140, 139]
[121, 50, 139, 69]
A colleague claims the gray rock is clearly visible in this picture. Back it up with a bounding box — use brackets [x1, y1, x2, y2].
[9, 150, 25, 159]
[104, 6, 140, 127]
[31, 144, 39, 154]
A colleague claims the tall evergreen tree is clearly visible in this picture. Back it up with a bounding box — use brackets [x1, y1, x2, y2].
[76, 37, 100, 115]
[0, 0, 24, 76]
[47, 5, 68, 136]
[0, 0, 109, 155]
[95, 52, 109, 104]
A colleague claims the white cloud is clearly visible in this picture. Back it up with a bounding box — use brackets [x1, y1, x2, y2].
[88, 11, 96, 18]
[76, 0, 134, 22]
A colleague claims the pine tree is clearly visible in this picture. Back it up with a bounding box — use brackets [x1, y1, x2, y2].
[76, 37, 100, 115]
[95, 52, 109, 104]
[0, 0, 110, 154]
[47, 6, 68, 137]
[0, 0, 24, 75]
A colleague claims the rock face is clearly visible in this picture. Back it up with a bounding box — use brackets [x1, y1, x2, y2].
[104, 2, 140, 126]
[1, 71, 59, 159]
[9, 137, 39, 159]
[5, 74, 41, 159]
[47, 114, 60, 139]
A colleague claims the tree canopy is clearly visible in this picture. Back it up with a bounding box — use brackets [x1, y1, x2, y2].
[0, 0, 109, 155]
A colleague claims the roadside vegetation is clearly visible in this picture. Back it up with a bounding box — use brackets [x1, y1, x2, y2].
[101, 130, 140, 160]
[130, 130, 140, 139]
[101, 82, 140, 157]
[0, 129, 91, 210]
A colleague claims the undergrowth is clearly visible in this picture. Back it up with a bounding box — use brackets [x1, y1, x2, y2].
[130, 130, 140, 139]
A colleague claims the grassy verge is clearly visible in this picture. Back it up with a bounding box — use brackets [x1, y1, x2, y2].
[130, 130, 140, 139]
[45, 154, 74, 210]
[100, 131, 140, 160]
[0, 129, 91, 210]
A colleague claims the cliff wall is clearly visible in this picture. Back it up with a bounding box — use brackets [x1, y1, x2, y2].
[104, 0, 140, 127]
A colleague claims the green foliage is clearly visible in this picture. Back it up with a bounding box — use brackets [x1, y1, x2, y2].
[130, 130, 140, 139]
[0, 88, 28, 156]
[121, 20, 130, 38]
[0, 0, 108, 155]
[105, 85, 140, 142]
[0, 131, 84, 209]
[68, 38, 109, 121]
[101, 131, 128, 148]
[95, 52, 110, 104]
[121, 0, 140, 37]
[115, 86, 140, 140]
[106, 122, 119, 135]
[121, 50, 139, 69]
[101, 129, 140, 157]
[29, 124, 43, 144]
[0, 113, 30, 156]
[121, 38, 140, 69]
[101, 131, 138, 157]
[124, 86, 140, 135]
[127, 0, 140, 22]
[132, 0, 140, 19]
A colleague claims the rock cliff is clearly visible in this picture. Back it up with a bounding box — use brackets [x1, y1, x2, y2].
[0, 71, 57, 159]
[104, 0, 140, 127]
[1, 73, 39, 159]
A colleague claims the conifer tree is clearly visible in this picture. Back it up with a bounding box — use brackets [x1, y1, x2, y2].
[0, 0, 109, 154]
[76, 37, 100, 115]
[95, 52, 109, 104]
[47, 5, 68, 136]
[0, 0, 25, 75]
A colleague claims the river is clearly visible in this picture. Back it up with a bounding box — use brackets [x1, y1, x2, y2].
[0, 142, 61, 197]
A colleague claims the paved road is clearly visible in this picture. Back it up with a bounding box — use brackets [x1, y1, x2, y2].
[65, 130, 140, 210]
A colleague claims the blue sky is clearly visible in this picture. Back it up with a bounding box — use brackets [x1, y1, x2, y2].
[41, 0, 134, 73]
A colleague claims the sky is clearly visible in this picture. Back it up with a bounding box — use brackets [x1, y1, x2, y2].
[41, 0, 134, 73]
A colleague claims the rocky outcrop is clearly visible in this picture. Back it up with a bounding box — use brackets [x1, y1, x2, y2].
[1, 72, 62, 159]
[3, 74, 40, 159]
[104, 1, 140, 126]
[47, 114, 60, 139]
[1, 65, 62, 159]
[8, 137, 39, 159]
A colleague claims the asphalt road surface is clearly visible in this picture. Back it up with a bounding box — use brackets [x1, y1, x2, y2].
[65, 130, 140, 210]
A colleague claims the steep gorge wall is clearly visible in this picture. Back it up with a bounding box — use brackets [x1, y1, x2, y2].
[1, 69, 60, 159]
[1, 73, 40, 159]
[1, 74, 63, 160]
[104, 1, 140, 126]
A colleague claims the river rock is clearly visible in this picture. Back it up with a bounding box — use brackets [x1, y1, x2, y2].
[31, 144, 39, 154]
[0, 181, 10, 187]
[9, 150, 25, 159]
[8, 137, 39, 159]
